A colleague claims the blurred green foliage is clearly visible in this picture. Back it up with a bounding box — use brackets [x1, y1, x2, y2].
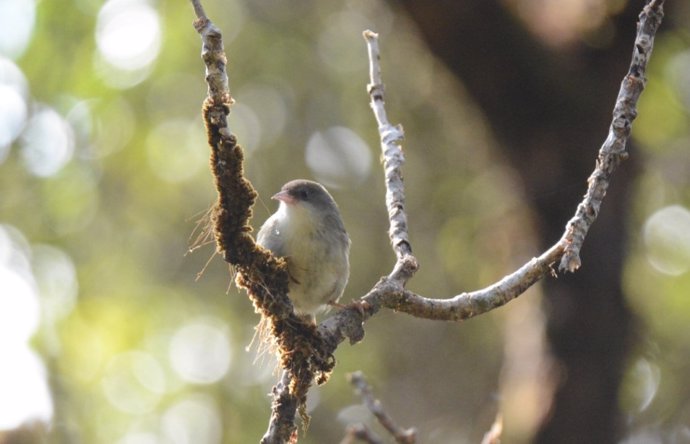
[1, 0, 689, 443]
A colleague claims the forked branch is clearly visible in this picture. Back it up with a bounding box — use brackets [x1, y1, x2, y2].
[190, 0, 665, 442]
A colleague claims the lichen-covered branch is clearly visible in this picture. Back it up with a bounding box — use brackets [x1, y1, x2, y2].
[386, 243, 564, 320]
[191, 0, 259, 270]
[559, 0, 665, 272]
[190, 3, 337, 443]
[363, 31, 418, 282]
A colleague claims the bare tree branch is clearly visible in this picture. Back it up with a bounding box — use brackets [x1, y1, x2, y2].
[189, 1, 665, 442]
[558, 0, 665, 272]
[363, 31, 415, 270]
[340, 424, 383, 444]
[480, 412, 503, 444]
[190, 0, 206, 23]
[321, 0, 663, 431]
[348, 371, 417, 444]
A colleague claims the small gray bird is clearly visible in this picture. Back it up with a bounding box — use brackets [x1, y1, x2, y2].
[257, 179, 350, 318]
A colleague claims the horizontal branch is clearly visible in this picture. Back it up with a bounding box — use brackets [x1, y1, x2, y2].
[388, 244, 563, 320]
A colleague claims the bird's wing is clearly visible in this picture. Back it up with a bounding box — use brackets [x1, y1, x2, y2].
[257, 216, 286, 257]
[257, 217, 302, 286]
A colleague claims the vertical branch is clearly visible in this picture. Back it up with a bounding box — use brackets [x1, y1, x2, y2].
[348, 372, 417, 444]
[559, 0, 665, 272]
[191, 0, 259, 266]
[263, 371, 299, 444]
[363, 31, 418, 283]
[192, 3, 231, 107]
[190, 3, 322, 443]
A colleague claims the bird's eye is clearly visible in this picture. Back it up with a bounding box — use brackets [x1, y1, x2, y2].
[297, 189, 309, 200]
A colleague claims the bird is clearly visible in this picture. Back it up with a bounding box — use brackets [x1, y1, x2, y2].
[257, 179, 350, 320]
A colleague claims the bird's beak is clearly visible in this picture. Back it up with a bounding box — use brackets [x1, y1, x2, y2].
[272, 190, 295, 204]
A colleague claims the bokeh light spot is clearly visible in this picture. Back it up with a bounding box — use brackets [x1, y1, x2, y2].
[230, 103, 262, 153]
[629, 358, 660, 412]
[102, 351, 167, 415]
[0, 225, 53, 429]
[0, 56, 29, 96]
[146, 119, 207, 183]
[238, 84, 289, 147]
[162, 394, 222, 444]
[0, 267, 39, 345]
[20, 106, 74, 177]
[0, 224, 31, 277]
[0, 226, 40, 344]
[66, 100, 95, 154]
[32, 245, 79, 323]
[95, 57, 154, 89]
[0, 347, 52, 430]
[41, 165, 99, 234]
[116, 432, 159, 444]
[169, 318, 232, 384]
[0, 86, 27, 160]
[305, 126, 372, 189]
[95, 97, 136, 156]
[0, 0, 36, 59]
[643, 205, 690, 275]
[0, 57, 29, 158]
[336, 404, 372, 426]
[317, 11, 374, 74]
[96, 0, 161, 71]
[667, 49, 690, 113]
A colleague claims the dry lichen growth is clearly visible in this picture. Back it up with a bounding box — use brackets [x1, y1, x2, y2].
[201, 97, 335, 425]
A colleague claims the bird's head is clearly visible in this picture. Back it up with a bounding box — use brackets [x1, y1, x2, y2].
[272, 180, 339, 219]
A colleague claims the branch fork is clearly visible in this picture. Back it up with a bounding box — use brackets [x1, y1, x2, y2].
[190, 1, 665, 441]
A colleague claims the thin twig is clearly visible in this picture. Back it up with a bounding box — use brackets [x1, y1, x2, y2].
[190, 0, 206, 21]
[191, 2, 232, 109]
[340, 424, 383, 444]
[480, 412, 503, 444]
[363, 31, 416, 275]
[348, 372, 417, 444]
